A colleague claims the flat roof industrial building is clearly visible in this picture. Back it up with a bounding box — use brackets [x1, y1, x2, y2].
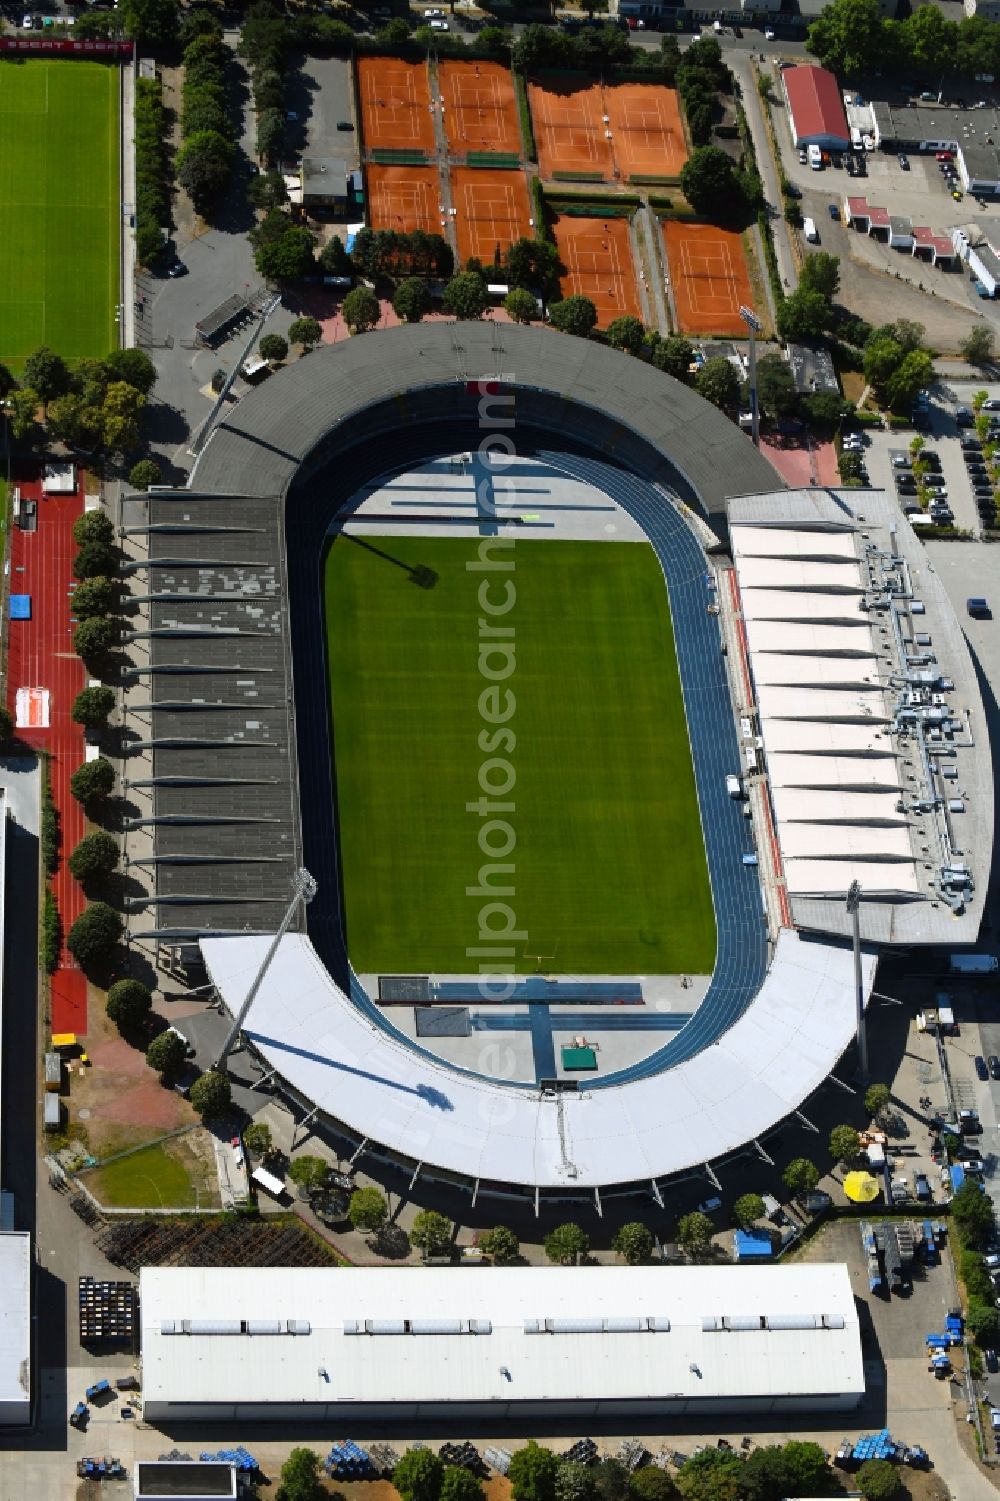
[139, 1264, 864, 1424]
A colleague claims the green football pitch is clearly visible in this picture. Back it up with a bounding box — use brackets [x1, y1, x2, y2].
[324, 535, 716, 977]
[0, 60, 119, 368]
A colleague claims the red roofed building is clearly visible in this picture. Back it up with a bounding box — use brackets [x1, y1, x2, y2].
[783, 65, 851, 152]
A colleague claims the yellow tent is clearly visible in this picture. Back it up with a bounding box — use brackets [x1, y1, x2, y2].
[843, 1171, 880, 1203]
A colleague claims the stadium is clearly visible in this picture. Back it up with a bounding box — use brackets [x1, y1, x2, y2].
[123, 322, 994, 1206]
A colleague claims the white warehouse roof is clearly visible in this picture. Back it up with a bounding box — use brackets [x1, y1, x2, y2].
[0, 1232, 30, 1425]
[140, 1264, 864, 1415]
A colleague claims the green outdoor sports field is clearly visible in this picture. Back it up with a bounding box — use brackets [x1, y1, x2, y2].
[325, 535, 716, 977]
[0, 59, 119, 367]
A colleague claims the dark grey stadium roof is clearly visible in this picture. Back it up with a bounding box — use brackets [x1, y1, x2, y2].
[126, 323, 781, 938]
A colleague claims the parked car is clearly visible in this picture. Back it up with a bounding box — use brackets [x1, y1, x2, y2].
[977, 1055, 990, 1080]
[961, 434, 982, 448]
[798, 148, 808, 165]
[336, 119, 354, 130]
[828, 202, 840, 219]
[957, 406, 975, 427]
[786, 182, 802, 198]
[899, 152, 910, 169]
[987, 1349, 999, 1373]
[990, 1054, 1000, 1079]
[963, 1158, 986, 1173]
[936, 149, 955, 161]
[985, 398, 1000, 410]
[892, 454, 911, 468]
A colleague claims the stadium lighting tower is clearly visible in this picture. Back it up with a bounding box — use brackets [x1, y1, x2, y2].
[846, 880, 869, 1083]
[214, 866, 317, 1074]
[738, 305, 763, 449]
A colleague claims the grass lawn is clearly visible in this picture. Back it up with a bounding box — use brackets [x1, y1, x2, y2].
[86, 1136, 219, 1210]
[325, 536, 715, 976]
[0, 59, 119, 368]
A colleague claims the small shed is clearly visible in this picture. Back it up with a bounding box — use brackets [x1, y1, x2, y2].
[867, 205, 890, 240]
[44, 1052, 61, 1092]
[844, 196, 870, 230]
[733, 1229, 774, 1262]
[43, 1094, 62, 1131]
[888, 215, 914, 251]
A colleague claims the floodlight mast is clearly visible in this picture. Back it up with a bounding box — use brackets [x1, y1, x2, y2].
[846, 879, 869, 1083]
[739, 305, 763, 449]
[214, 867, 318, 1074]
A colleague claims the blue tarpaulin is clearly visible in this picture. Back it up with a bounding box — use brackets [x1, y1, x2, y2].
[734, 1230, 773, 1261]
[9, 595, 30, 620]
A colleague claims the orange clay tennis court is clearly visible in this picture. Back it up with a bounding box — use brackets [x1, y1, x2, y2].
[604, 83, 687, 179]
[358, 57, 434, 154]
[451, 167, 531, 263]
[662, 221, 756, 336]
[552, 215, 641, 327]
[439, 60, 521, 154]
[529, 78, 612, 181]
[367, 165, 441, 234]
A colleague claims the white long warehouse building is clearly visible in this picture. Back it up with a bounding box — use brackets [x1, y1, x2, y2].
[139, 1264, 864, 1424]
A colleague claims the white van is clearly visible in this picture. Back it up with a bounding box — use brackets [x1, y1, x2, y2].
[803, 217, 818, 242]
[850, 126, 863, 150]
[807, 144, 822, 169]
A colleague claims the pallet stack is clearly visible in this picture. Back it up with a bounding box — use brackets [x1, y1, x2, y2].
[78, 1276, 135, 1344]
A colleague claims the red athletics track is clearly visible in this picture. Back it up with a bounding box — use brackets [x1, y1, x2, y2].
[7, 470, 89, 1033]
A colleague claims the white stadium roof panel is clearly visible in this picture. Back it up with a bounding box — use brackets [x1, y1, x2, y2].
[761, 722, 896, 756]
[741, 591, 873, 624]
[784, 859, 922, 896]
[754, 684, 891, 722]
[731, 526, 859, 561]
[766, 753, 903, 790]
[744, 620, 877, 657]
[200, 931, 872, 1189]
[771, 787, 909, 826]
[752, 657, 883, 687]
[736, 557, 864, 592]
[778, 823, 914, 862]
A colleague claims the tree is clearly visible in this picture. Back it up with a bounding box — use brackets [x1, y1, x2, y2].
[508, 1443, 560, 1501]
[677, 1210, 714, 1258]
[504, 288, 537, 324]
[255, 227, 316, 282]
[69, 756, 115, 807]
[556, 1465, 596, 1501]
[256, 108, 285, 164]
[258, 333, 289, 363]
[288, 1154, 330, 1197]
[288, 316, 323, 351]
[479, 1225, 520, 1263]
[755, 353, 799, 419]
[966, 1299, 1000, 1347]
[71, 686, 115, 729]
[102, 413, 141, 457]
[342, 286, 381, 335]
[0, 706, 13, 747]
[887, 349, 934, 413]
[73, 510, 115, 548]
[128, 459, 161, 490]
[189, 1069, 232, 1120]
[146, 1029, 188, 1079]
[177, 130, 234, 214]
[548, 295, 598, 338]
[676, 1450, 743, 1501]
[594, 1461, 629, 1501]
[901, 4, 956, 73]
[393, 1449, 445, 1501]
[393, 277, 431, 325]
[802, 392, 851, 426]
[67, 902, 123, 968]
[104, 347, 157, 395]
[443, 271, 489, 321]
[441, 1470, 484, 1501]
[612, 1221, 654, 1264]
[504, 236, 562, 298]
[629, 1472, 676, 1501]
[319, 235, 352, 277]
[864, 1083, 891, 1121]
[863, 335, 905, 399]
[695, 356, 739, 410]
[855, 1459, 901, 1501]
[680, 146, 741, 220]
[829, 1124, 860, 1166]
[47, 392, 102, 449]
[806, 0, 887, 76]
[276, 1446, 325, 1501]
[106, 977, 152, 1031]
[348, 1185, 388, 1233]
[410, 1208, 453, 1257]
[607, 315, 646, 355]
[799, 251, 840, 300]
[120, 0, 178, 45]
[952, 1177, 995, 1247]
[73, 539, 117, 582]
[776, 288, 830, 342]
[68, 832, 119, 883]
[782, 1157, 820, 1197]
[244, 1121, 273, 1157]
[23, 346, 70, 406]
[250, 168, 289, 213]
[732, 1192, 766, 1228]
[74, 616, 119, 662]
[650, 334, 694, 381]
[543, 1221, 589, 1264]
[742, 1443, 831, 1501]
[6, 388, 40, 441]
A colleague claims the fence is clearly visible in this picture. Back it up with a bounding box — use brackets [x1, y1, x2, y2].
[370, 148, 430, 165]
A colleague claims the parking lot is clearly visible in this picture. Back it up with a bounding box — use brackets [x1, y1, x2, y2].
[854, 405, 994, 538]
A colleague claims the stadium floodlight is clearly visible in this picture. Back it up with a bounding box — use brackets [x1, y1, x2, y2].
[214, 866, 317, 1074]
[738, 305, 763, 450]
[846, 880, 869, 1082]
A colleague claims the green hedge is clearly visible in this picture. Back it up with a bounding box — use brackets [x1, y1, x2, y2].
[134, 76, 171, 269]
[545, 190, 641, 208]
[466, 152, 521, 169]
[552, 170, 605, 182]
[552, 202, 634, 218]
[629, 173, 680, 186]
[531, 175, 554, 245]
[371, 148, 429, 165]
[41, 759, 59, 877]
[513, 68, 536, 162]
[757, 208, 783, 309]
[42, 888, 60, 975]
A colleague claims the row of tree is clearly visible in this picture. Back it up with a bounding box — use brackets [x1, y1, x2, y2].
[177, 16, 236, 218]
[675, 34, 730, 149]
[240, 0, 295, 169]
[135, 76, 172, 269]
[2, 345, 158, 458]
[678, 146, 761, 228]
[808, 0, 1000, 84]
